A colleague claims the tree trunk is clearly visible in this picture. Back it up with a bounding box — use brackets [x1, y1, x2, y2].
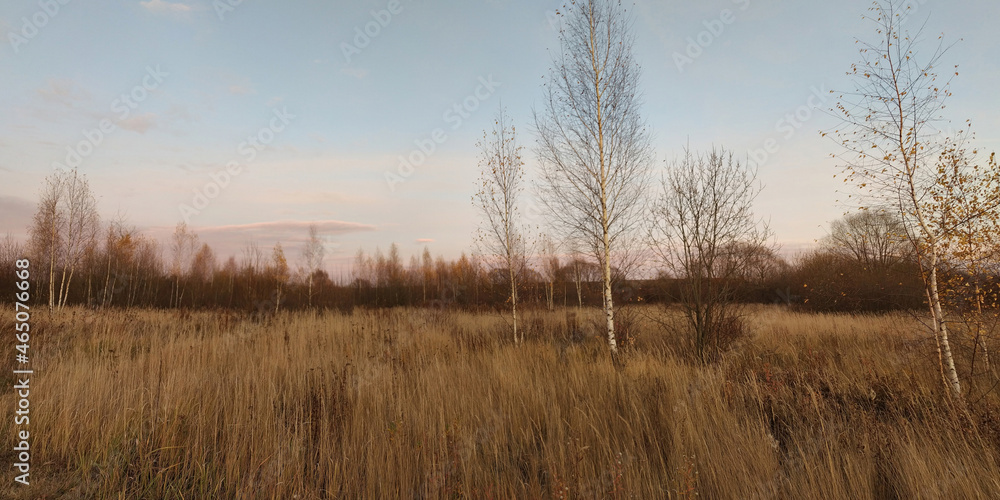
[974, 281, 992, 376]
[60, 267, 76, 309]
[56, 267, 68, 310]
[47, 229, 56, 312]
[602, 233, 617, 355]
[509, 264, 518, 344]
[928, 249, 962, 398]
[102, 252, 113, 307]
[983, 339, 993, 377]
[575, 275, 583, 309]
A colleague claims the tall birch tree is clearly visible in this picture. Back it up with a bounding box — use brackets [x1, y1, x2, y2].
[831, 0, 1000, 399]
[302, 224, 325, 308]
[535, 0, 652, 355]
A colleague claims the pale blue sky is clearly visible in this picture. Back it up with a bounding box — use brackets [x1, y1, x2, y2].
[1, 0, 998, 270]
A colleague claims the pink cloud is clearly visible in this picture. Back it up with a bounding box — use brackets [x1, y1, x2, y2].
[341, 67, 369, 79]
[198, 220, 375, 240]
[146, 219, 376, 263]
[228, 84, 256, 96]
[119, 113, 159, 133]
[36, 79, 92, 107]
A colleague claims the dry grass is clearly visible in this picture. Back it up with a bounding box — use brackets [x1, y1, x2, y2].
[2, 305, 999, 499]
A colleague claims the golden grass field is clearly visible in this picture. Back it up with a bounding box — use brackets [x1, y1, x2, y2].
[2, 305, 999, 499]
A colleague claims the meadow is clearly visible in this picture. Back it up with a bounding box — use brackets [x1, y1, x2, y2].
[2, 305, 999, 499]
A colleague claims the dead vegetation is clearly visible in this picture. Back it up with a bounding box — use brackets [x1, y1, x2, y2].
[1, 305, 999, 499]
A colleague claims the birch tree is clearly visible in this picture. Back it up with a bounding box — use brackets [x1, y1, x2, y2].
[28, 168, 99, 311]
[56, 170, 100, 309]
[170, 222, 198, 308]
[535, 0, 652, 354]
[540, 234, 560, 311]
[475, 107, 528, 343]
[271, 242, 289, 314]
[568, 250, 590, 310]
[932, 150, 1000, 384]
[302, 224, 325, 307]
[830, 0, 1000, 399]
[30, 173, 64, 311]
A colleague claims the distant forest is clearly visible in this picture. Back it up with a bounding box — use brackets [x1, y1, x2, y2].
[0, 169, 946, 314]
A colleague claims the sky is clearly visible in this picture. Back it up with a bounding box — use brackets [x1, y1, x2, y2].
[1, 0, 998, 272]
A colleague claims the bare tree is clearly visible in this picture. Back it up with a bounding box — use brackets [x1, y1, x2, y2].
[475, 107, 528, 343]
[55, 169, 100, 309]
[540, 234, 560, 311]
[826, 210, 911, 272]
[271, 242, 289, 314]
[535, 0, 653, 355]
[829, 0, 1000, 399]
[302, 224, 326, 308]
[1, 233, 24, 280]
[651, 147, 770, 362]
[421, 246, 435, 302]
[100, 215, 137, 308]
[170, 222, 198, 308]
[28, 168, 99, 311]
[0, 234, 22, 265]
[242, 240, 265, 307]
[30, 173, 64, 311]
[189, 243, 216, 304]
[569, 255, 585, 309]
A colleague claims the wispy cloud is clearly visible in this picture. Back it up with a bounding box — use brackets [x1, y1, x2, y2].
[341, 67, 369, 80]
[416, 238, 435, 244]
[119, 113, 159, 134]
[165, 103, 199, 123]
[140, 0, 193, 14]
[145, 220, 376, 262]
[228, 84, 256, 96]
[199, 220, 375, 241]
[36, 79, 92, 107]
[254, 188, 375, 207]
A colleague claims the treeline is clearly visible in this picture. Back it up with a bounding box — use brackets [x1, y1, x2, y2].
[0, 194, 973, 314]
[2, 169, 995, 314]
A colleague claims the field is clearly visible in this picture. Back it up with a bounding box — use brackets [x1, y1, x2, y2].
[2, 306, 1000, 499]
